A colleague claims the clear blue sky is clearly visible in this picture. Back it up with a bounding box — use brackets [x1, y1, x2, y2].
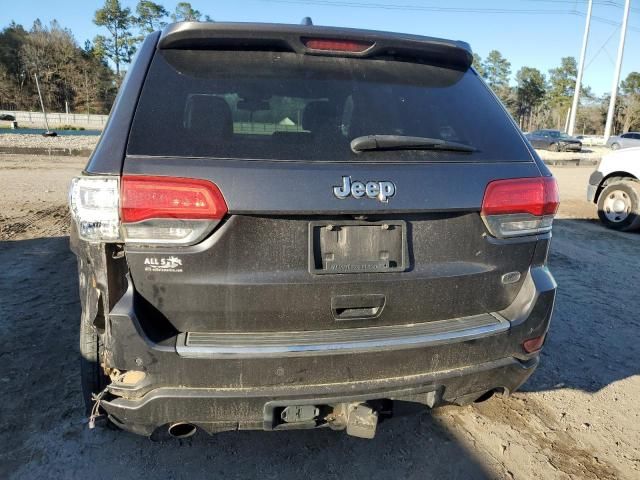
[3, 0, 639, 95]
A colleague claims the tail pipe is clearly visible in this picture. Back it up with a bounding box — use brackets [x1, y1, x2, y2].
[168, 422, 197, 439]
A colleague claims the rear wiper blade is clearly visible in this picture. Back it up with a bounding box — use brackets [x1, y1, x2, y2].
[350, 135, 477, 153]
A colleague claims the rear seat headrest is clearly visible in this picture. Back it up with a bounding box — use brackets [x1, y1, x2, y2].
[185, 95, 233, 139]
[302, 101, 338, 133]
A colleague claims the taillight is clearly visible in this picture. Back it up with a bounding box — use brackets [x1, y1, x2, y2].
[69, 175, 227, 245]
[481, 177, 559, 238]
[69, 176, 121, 242]
[303, 38, 373, 53]
[121, 176, 226, 223]
[121, 176, 227, 245]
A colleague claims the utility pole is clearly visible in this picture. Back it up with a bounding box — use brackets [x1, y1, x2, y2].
[85, 70, 90, 118]
[604, 0, 631, 140]
[34, 73, 56, 136]
[568, 0, 593, 135]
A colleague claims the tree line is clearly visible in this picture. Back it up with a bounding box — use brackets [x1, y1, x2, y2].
[0, 1, 208, 114]
[1, 0, 639, 134]
[473, 50, 640, 134]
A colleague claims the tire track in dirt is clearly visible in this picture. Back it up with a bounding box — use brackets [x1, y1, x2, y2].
[0, 205, 70, 240]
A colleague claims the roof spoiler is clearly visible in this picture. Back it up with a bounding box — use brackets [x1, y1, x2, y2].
[158, 22, 473, 71]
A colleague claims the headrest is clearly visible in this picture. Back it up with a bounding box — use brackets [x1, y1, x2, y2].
[302, 101, 337, 133]
[185, 95, 233, 139]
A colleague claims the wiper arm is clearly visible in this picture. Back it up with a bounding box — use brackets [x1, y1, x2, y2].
[350, 135, 477, 153]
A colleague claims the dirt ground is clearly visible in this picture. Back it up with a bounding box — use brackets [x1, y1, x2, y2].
[1, 154, 638, 479]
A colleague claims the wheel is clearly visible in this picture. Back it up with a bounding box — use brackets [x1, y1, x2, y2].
[611, 142, 621, 150]
[597, 181, 640, 231]
[550, 142, 561, 152]
[79, 306, 108, 415]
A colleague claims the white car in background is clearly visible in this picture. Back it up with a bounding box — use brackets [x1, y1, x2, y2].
[587, 147, 640, 231]
[605, 132, 640, 150]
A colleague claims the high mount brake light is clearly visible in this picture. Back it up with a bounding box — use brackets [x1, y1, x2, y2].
[68, 175, 228, 245]
[481, 177, 559, 238]
[303, 38, 373, 53]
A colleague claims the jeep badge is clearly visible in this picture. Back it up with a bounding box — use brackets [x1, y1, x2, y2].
[333, 176, 396, 203]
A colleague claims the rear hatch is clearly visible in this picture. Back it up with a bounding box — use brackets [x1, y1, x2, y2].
[122, 24, 542, 334]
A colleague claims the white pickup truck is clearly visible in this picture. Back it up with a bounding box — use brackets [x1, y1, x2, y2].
[587, 147, 640, 231]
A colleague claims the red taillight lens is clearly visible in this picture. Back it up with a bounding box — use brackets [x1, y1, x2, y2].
[481, 177, 559, 238]
[523, 334, 546, 353]
[482, 177, 559, 217]
[121, 176, 227, 223]
[303, 38, 373, 52]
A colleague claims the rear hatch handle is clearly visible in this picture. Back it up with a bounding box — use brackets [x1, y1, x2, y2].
[331, 294, 386, 321]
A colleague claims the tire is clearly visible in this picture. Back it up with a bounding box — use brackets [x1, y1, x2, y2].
[79, 311, 108, 415]
[611, 142, 620, 150]
[597, 181, 640, 231]
[550, 142, 561, 152]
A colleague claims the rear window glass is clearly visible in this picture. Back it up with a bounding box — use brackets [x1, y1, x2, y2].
[127, 50, 532, 162]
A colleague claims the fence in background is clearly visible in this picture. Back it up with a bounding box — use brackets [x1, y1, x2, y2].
[1, 110, 108, 130]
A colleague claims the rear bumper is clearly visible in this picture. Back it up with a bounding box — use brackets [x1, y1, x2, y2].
[101, 266, 556, 436]
[105, 356, 538, 436]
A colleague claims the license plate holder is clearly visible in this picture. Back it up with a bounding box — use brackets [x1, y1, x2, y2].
[309, 221, 407, 274]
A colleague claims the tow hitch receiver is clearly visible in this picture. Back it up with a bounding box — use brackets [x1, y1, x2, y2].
[275, 402, 379, 438]
[327, 403, 379, 439]
[281, 405, 320, 424]
[346, 404, 378, 439]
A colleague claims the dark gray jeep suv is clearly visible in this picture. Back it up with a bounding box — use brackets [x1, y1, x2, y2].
[69, 22, 558, 439]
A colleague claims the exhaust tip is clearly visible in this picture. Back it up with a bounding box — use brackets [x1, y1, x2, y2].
[474, 387, 506, 404]
[168, 422, 197, 439]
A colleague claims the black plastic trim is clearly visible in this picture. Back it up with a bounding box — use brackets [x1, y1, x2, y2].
[158, 22, 473, 70]
[588, 170, 604, 186]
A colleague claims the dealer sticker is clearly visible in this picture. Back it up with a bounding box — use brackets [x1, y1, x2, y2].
[144, 256, 183, 273]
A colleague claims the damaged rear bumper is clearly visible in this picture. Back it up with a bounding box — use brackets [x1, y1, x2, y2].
[98, 265, 555, 436]
[104, 355, 538, 436]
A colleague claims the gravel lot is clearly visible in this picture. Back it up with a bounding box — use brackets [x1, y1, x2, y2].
[0, 133, 99, 150]
[0, 153, 638, 479]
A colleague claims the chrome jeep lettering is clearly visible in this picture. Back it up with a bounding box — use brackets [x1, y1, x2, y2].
[332, 176, 396, 203]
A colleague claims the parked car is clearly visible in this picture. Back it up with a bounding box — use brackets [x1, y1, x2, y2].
[525, 129, 582, 152]
[576, 134, 606, 147]
[605, 132, 640, 150]
[587, 147, 640, 231]
[68, 22, 558, 439]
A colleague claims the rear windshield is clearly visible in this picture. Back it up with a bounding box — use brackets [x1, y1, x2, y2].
[127, 50, 532, 162]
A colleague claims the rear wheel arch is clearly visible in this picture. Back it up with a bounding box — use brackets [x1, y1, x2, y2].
[595, 172, 638, 203]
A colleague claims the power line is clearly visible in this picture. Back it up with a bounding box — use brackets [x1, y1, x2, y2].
[522, 0, 640, 13]
[584, 24, 619, 69]
[258, 0, 640, 32]
[603, 46, 617, 64]
[262, 0, 580, 13]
